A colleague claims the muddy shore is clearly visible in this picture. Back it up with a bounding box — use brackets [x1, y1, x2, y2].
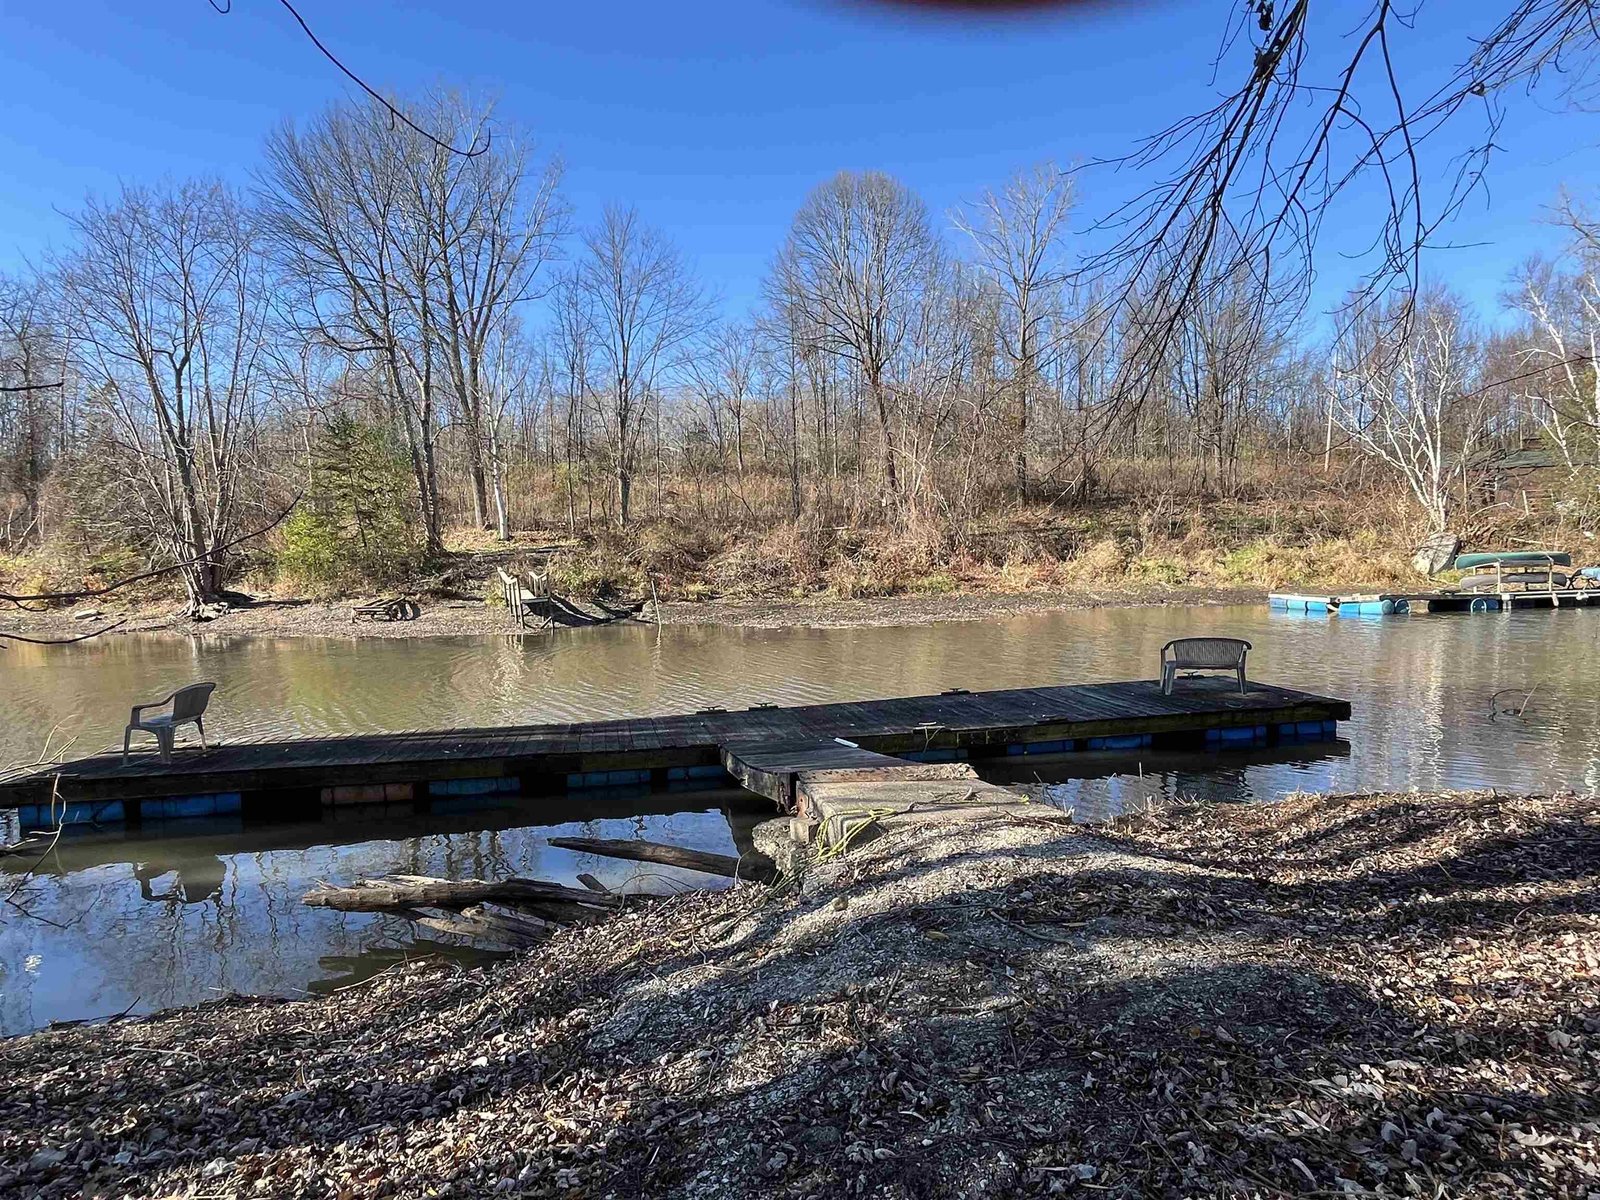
[0, 585, 1268, 642]
[2, 789, 1593, 1198]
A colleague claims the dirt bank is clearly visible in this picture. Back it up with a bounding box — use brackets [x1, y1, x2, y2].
[0, 585, 1268, 643]
[656, 586, 1265, 629]
[2, 789, 1594, 1198]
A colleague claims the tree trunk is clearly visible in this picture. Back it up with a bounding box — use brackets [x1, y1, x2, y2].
[788, 377, 802, 520]
[546, 836, 777, 883]
[615, 385, 633, 528]
[303, 874, 621, 913]
[420, 425, 445, 555]
[1017, 323, 1032, 498]
[467, 444, 491, 530]
[1015, 378, 1029, 497]
[868, 366, 898, 500]
[181, 558, 224, 613]
[21, 407, 42, 538]
[172, 435, 224, 611]
[487, 425, 511, 541]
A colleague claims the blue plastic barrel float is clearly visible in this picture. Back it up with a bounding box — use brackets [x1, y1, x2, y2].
[1469, 597, 1501, 613]
[1338, 598, 1407, 616]
[15, 799, 126, 828]
[140, 792, 243, 820]
[1269, 595, 1332, 613]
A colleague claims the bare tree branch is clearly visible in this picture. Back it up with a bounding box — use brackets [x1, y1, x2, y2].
[212, 0, 492, 159]
[0, 493, 301, 607]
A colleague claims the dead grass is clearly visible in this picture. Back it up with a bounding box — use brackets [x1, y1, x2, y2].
[489, 501, 1449, 605]
[6, 468, 1594, 611]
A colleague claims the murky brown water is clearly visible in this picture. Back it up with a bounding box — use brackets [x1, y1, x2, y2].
[3, 604, 1598, 1032]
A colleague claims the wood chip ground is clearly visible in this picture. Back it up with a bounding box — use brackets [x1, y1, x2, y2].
[1, 789, 1595, 1198]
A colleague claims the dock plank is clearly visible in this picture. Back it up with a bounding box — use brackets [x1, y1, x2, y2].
[721, 740, 977, 806]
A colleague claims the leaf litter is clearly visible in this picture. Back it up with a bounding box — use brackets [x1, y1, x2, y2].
[0, 788, 1595, 1198]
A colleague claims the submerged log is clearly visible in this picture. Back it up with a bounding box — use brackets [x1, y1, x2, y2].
[301, 874, 621, 914]
[547, 836, 778, 884]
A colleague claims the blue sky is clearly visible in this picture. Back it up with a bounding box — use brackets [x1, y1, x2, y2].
[3, 0, 1597, 327]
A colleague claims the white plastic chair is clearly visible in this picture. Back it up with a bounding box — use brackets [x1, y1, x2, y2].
[123, 682, 216, 763]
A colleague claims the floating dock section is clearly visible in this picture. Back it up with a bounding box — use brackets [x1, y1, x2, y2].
[0, 676, 1349, 828]
[1270, 589, 1600, 616]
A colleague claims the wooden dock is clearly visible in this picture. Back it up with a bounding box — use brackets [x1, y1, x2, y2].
[1271, 589, 1600, 616]
[0, 676, 1349, 827]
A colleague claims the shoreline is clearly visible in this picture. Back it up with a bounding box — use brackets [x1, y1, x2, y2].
[0, 584, 1273, 642]
[1, 789, 1593, 1198]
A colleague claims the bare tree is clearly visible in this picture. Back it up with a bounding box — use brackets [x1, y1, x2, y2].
[0, 273, 69, 544]
[772, 171, 941, 506]
[479, 315, 539, 540]
[260, 98, 449, 555]
[685, 321, 761, 509]
[57, 182, 269, 612]
[1510, 255, 1600, 470]
[565, 206, 705, 527]
[414, 95, 566, 532]
[954, 162, 1074, 495]
[895, 261, 1001, 526]
[1328, 289, 1488, 531]
[550, 283, 595, 533]
[1170, 255, 1295, 495]
[1075, 0, 1600, 443]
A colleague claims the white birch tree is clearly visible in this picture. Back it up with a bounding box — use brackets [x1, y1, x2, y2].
[1327, 291, 1488, 532]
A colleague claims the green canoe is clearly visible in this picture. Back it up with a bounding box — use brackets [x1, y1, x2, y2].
[1453, 550, 1572, 570]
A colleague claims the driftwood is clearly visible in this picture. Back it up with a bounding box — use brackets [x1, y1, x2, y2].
[512, 898, 613, 926]
[302, 874, 621, 914]
[412, 904, 555, 950]
[548, 836, 778, 884]
[297, 855, 730, 957]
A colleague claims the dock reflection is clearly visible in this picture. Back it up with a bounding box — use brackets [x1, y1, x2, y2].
[0, 789, 766, 1034]
[980, 739, 1353, 823]
[133, 855, 226, 904]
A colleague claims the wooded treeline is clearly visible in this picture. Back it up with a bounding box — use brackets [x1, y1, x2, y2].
[2, 91, 1598, 607]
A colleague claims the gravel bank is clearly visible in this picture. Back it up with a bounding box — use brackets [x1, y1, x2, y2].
[2, 789, 1595, 1198]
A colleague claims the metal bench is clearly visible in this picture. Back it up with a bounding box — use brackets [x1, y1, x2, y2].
[1160, 637, 1251, 695]
[123, 682, 216, 763]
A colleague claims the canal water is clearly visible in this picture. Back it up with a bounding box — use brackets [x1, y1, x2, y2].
[2, 603, 1597, 1032]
